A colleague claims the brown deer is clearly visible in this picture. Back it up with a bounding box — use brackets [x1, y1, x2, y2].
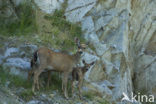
[30, 38, 86, 99]
[71, 60, 95, 99]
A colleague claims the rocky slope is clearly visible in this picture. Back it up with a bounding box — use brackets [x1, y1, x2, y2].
[0, 0, 156, 104]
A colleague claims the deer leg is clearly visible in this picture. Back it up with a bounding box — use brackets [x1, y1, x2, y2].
[78, 78, 83, 99]
[32, 78, 36, 93]
[71, 79, 75, 98]
[28, 69, 33, 81]
[62, 72, 69, 99]
[32, 67, 44, 92]
[32, 69, 37, 92]
[47, 70, 51, 88]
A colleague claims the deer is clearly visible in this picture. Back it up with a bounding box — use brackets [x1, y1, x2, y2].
[71, 60, 95, 99]
[28, 59, 95, 99]
[29, 38, 86, 99]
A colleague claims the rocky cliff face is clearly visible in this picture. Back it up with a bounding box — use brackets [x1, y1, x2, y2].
[63, 0, 156, 103]
[0, 0, 156, 103]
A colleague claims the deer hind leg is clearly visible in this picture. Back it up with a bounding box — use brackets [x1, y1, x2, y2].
[47, 70, 52, 88]
[62, 72, 69, 99]
[32, 66, 44, 92]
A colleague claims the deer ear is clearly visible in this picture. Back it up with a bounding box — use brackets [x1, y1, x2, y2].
[75, 37, 81, 48]
[82, 60, 86, 64]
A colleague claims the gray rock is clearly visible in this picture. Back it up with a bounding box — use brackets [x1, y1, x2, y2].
[82, 52, 99, 64]
[90, 82, 112, 95]
[4, 47, 19, 58]
[66, 0, 96, 11]
[34, 0, 63, 14]
[81, 16, 95, 33]
[95, 15, 113, 31]
[4, 57, 30, 69]
[65, 0, 96, 22]
[26, 100, 44, 104]
[95, 43, 108, 56]
[0, 86, 24, 104]
[12, 0, 26, 6]
[87, 33, 108, 56]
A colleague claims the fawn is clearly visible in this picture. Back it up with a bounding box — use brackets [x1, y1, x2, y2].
[71, 60, 95, 99]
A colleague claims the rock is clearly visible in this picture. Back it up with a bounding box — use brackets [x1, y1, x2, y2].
[4, 47, 19, 58]
[88, 60, 106, 82]
[134, 55, 156, 97]
[95, 15, 113, 31]
[81, 16, 95, 33]
[4, 58, 30, 69]
[0, 0, 18, 24]
[0, 0, 155, 103]
[34, 0, 64, 14]
[0, 86, 24, 104]
[87, 33, 108, 56]
[66, 0, 96, 11]
[65, 0, 96, 22]
[26, 100, 44, 104]
[82, 52, 99, 63]
[0, 43, 38, 79]
[12, 0, 26, 6]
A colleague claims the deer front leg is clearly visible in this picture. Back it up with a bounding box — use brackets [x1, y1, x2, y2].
[28, 69, 33, 81]
[78, 77, 83, 99]
[71, 79, 75, 98]
[62, 72, 69, 99]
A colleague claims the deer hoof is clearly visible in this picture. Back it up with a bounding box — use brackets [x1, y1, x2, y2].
[64, 95, 69, 100]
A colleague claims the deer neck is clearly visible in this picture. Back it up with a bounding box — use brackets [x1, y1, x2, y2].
[73, 52, 82, 63]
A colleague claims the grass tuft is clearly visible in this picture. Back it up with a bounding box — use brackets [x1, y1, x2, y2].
[0, 2, 37, 36]
[19, 89, 34, 101]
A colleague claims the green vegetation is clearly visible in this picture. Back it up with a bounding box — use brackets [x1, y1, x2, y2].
[0, 0, 85, 52]
[83, 91, 95, 100]
[0, 2, 37, 36]
[0, 67, 32, 88]
[41, 72, 72, 95]
[0, 66, 73, 101]
[40, 72, 63, 91]
[42, 9, 85, 51]
[19, 89, 34, 101]
[98, 99, 111, 104]
[0, 1, 86, 100]
[83, 91, 110, 104]
[0, 66, 33, 101]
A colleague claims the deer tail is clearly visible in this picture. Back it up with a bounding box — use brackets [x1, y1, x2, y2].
[30, 50, 38, 68]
